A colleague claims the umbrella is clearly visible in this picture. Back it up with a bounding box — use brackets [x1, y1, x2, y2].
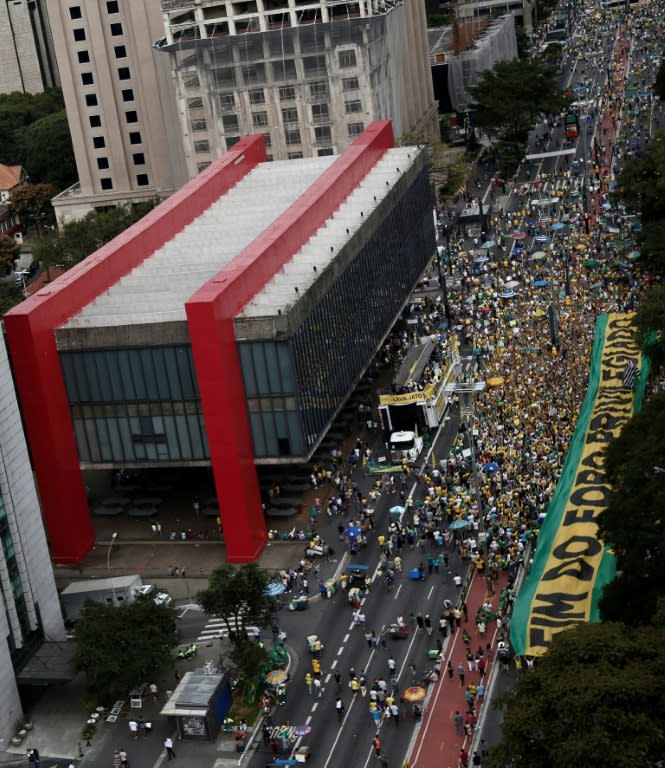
[627, 251, 640, 260]
[602, 201, 612, 210]
[486, 377, 504, 387]
[264, 582, 286, 597]
[511, 232, 527, 240]
[530, 251, 546, 261]
[480, 240, 495, 249]
[482, 462, 500, 473]
[293, 724, 312, 737]
[504, 280, 520, 288]
[474, 254, 489, 263]
[264, 669, 288, 685]
[390, 505, 406, 515]
[345, 525, 361, 539]
[551, 222, 566, 231]
[449, 518, 470, 530]
[512, 245, 524, 253]
[583, 258, 600, 268]
[402, 686, 427, 703]
[535, 234, 549, 242]
[532, 279, 549, 288]
[500, 290, 516, 299]
[533, 308, 546, 317]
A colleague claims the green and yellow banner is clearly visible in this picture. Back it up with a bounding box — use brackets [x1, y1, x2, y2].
[511, 313, 647, 656]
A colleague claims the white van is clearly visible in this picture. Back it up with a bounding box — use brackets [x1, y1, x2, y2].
[388, 430, 424, 463]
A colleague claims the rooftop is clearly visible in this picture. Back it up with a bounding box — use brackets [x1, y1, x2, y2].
[63, 157, 335, 330]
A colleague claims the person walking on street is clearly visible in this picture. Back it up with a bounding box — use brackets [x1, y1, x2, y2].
[305, 672, 313, 694]
[458, 663, 465, 686]
[388, 656, 396, 675]
[336, 697, 345, 722]
[373, 735, 382, 757]
[454, 710, 464, 736]
[164, 737, 176, 760]
[390, 702, 400, 725]
[112, 751, 122, 768]
[118, 749, 128, 767]
[447, 660, 454, 679]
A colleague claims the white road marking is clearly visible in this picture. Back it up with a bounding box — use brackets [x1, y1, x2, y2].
[337, 646, 344, 656]
[312, 702, 318, 712]
[330, 659, 337, 669]
[306, 715, 312, 725]
[325, 673, 331, 683]
[394, 584, 402, 599]
[343, 633, 350, 643]
[427, 585, 434, 600]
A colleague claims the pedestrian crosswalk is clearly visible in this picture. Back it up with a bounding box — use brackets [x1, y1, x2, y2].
[197, 616, 260, 642]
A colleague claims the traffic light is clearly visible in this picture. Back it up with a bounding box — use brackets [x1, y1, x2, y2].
[565, 113, 580, 139]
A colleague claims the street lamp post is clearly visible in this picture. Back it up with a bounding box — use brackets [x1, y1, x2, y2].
[107, 531, 118, 571]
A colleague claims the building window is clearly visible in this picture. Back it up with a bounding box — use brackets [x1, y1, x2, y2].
[226, 136, 240, 149]
[287, 152, 303, 160]
[118, 67, 131, 80]
[311, 103, 329, 123]
[129, 131, 142, 145]
[81, 72, 94, 86]
[69, 6, 82, 19]
[191, 119, 207, 132]
[310, 82, 328, 100]
[249, 89, 265, 105]
[241, 64, 265, 85]
[338, 50, 357, 68]
[317, 148, 334, 157]
[261, 133, 272, 149]
[252, 112, 269, 128]
[126, 110, 138, 124]
[121, 88, 134, 102]
[345, 100, 362, 114]
[281, 107, 298, 125]
[136, 174, 150, 186]
[342, 77, 359, 91]
[221, 115, 238, 133]
[110, 22, 123, 36]
[315, 126, 332, 144]
[73, 28, 86, 42]
[187, 97, 203, 110]
[219, 93, 235, 110]
[285, 129, 301, 146]
[114, 45, 127, 58]
[89, 115, 102, 128]
[185, 75, 200, 89]
[132, 152, 145, 165]
[197, 162, 212, 173]
[93, 136, 105, 149]
[106, 0, 119, 12]
[347, 122, 364, 137]
[100, 178, 113, 190]
[85, 94, 98, 107]
[194, 140, 210, 153]
[272, 59, 296, 82]
[97, 157, 109, 170]
[279, 86, 295, 101]
[77, 50, 90, 64]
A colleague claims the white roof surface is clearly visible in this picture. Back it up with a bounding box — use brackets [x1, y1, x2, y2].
[240, 146, 417, 318]
[64, 157, 335, 329]
[64, 146, 419, 329]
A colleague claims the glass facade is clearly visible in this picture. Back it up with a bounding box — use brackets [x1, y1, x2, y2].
[61, 346, 209, 463]
[0, 497, 42, 670]
[241, 168, 435, 456]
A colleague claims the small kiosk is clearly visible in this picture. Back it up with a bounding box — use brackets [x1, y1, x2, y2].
[161, 663, 231, 740]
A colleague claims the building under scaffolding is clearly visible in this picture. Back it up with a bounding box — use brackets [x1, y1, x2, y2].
[155, 0, 438, 172]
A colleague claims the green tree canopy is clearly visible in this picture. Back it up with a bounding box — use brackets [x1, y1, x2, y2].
[467, 60, 569, 143]
[0, 235, 20, 274]
[34, 199, 158, 274]
[74, 596, 179, 703]
[0, 282, 26, 314]
[9, 182, 56, 232]
[0, 90, 65, 170]
[634, 284, 665, 370]
[23, 111, 77, 190]
[489, 621, 665, 768]
[655, 57, 665, 101]
[597, 390, 665, 625]
[197, 563, 274, 643]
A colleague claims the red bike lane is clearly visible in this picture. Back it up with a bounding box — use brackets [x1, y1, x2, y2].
[408, 569, 509, 768]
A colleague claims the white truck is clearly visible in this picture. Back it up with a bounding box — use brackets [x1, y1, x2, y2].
[388, 430, 424, 463]
[61, 575, 169, 621]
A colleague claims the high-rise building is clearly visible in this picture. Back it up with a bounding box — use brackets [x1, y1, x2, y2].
[0, 0, 59, 94]
[155, 0, 438, 173]
[47, 0, 187, 224]
[0, 331, 65, 744]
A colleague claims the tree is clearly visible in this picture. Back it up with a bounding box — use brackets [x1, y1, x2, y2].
[197, 563, 274, 643]
[9, 183, 56, 235]
[74, 597, 179, 703]
[0, 235, 20, 274]
[34, 199, 159, 275]
[634, 284, 665, 370]
[467, 60, 569, 143]
[0, 282, 26, 314]
[23, 111, 77, 190]
[597, 390, 665, 625]
[655, 57, 665, 101]
[0, 90, 65, 169]
[228, 636, 269, 695]
[489, 622, 665, 768]
[515, 25, 530, 60]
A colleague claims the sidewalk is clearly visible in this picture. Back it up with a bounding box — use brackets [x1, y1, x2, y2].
[409, 569, 509, 768]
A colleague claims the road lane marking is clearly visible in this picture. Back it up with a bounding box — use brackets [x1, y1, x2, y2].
[343, 633, 350, 643]
[312, 702, 318, 712]
[337, 647, 344, 656]
[330, 659, 337, 669]
[394, 584, 402, 599]
[306, 715, 312, 725]
[325, 673, 331, 683]
[427, 585, 434, 600]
